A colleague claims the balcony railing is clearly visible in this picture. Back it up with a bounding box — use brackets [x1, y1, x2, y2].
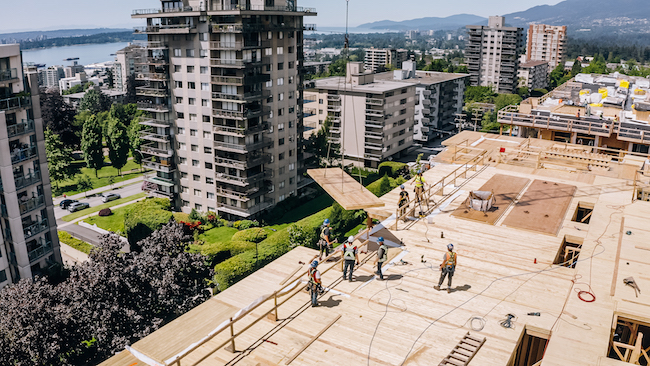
[7, 119, 35, 138]
[213, 138, 273, 152]
[141, 145, 174, 158]
[19, 195, 46, 215]
[212, 125, 246, 135]
[134, 24, 196, 34]
[23, 219, 49, 240]
[0, 96, 30, 112]
[136, 87, 169, 97]
[132, 6, 201, 15]
[14, 171, 41, 191]
[142, 160, 175, 173]
[140, 118, 173, 128]
[211, 75, 244, 85]
[137, 102, 170, 112]
[28, 239, 53, 262]
[214, 154, 270, 170]
[140, 131, 171, 142]
[497, 107, 614, 138]
[209, 4, 316, 12]
[365, 120, 384, 129]
[365, 109, 384, 117]
[366, 98, 383, 106]
[11, 145, 38, 164]
[0, 68, 18, 82]
[135, 72, 168, 81]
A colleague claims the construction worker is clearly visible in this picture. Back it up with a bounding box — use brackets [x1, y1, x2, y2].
[342, 236, 360, 282]
[374, 237, 388, 280]
[319, 219, 332, 260]
[308, 260, 322, 307]
[414, 170, 426, 205]
[398, 184, 409, 221]
[435, 243, 457, 293]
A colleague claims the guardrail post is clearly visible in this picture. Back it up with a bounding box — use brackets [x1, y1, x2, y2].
[225, 317, 236, 353]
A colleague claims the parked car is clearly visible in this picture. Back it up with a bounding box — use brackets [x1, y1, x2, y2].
[59, 199, 78, 209]
[68, 202, 90, 212]
[101, 193, 121, 203]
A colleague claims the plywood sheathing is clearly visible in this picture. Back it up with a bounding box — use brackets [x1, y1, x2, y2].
[308, 168, 385, 210]
[451, 174, 531, 225]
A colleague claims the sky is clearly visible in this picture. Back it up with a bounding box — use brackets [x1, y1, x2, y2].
[0, 0, 565, 33]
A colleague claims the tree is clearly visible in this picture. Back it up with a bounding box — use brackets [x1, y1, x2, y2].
[79, 89, 112, 114]
[570, 58, 583, 76]
[128, 117, 144, 166]
[39, 87, 79, 148]
[124, 198, 173, 249]
[124, 74, 138, 104]
[44, 129, 79, 189]
[377, 175, 392, 197]
[106, 117, 130, 175]
[77, 174, 93, 197]
[81, 114, 104, 177]
[549, 63, 571, 89]
[308, 117, 340, 167]
[106, 68, 114, 89]
[494, 94, 523, 112]
[464, 86, 496, 104]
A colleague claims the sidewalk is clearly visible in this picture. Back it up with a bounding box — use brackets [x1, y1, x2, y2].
[59, 242, 90, 265]
[54, 176, 145, 204]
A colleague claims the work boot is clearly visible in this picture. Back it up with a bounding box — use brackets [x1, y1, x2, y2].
[447, 287, 452, 293]
[434, 285, 441, 291]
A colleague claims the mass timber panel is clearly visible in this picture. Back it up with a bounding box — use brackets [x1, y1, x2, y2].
[451, 174, 530, 225]
[308, 168, 385, 210]
[502, 180, 577, 235]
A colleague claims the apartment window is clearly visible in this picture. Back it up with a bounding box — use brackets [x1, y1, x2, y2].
[267, 31, 273, 40]
[182, 200, 189, 207]
[319, 99, 323, 104]
[193, 174, 200, 181]
[200, 66, 208, 74]
[289, 61, 294, 69]
[177, 127, 185, 134]
[204, 146, 212, 154]
[189, 98, 196, 105]
[205, 162, 213, 170]
[279, 93, 284, 101]
[289, 120, 293, 128]
[194, 189, 201, 196]
[400, 98, 407, 105]
[265, 48, 273, 56]
[188, 82, 196, 89]
[289, 177, 294, 184]
[195, 204, 202, 210]
[279, 194, 285, 202]
[319, 109, 323, 115]
[288, 46, 294, 53]
[267, 95, 273, 103]
[175, 81, 183, 88]
[179, 157, 187, 164]
[175, 97, 183, 104]
[278, 152, 285, 160]
[202, 99, 208, 107]
[288, 76, 294, 84]
[266, 64, 273, 72]
[200, 49, 208, 58]
[279, 167, 285, 175]
[203, 131, 211, 139]
[277, 47, 284, 55]
[206, 177, 215, 186]
[181, 172, 188, 179]
[181, 186, 188, 193]
[186, 49, 195, 57]
[279, 180, 285, 189]
[207, 192, 215, 199]
[278, 108, 284, 116]
[289, 91, 294, 99]
[278, 123, 284, 131]
[178, 142, 187, 150]
[401, 88, 407, 94]
[174, 65, 181, 72]
[289, 106, 295, 114]
[174, 48, 182, 57]
[202, 115, 210, 123]
[187, 65, 194, 73]
[266, 80, 273, 88]
[192, 159, 199, 166]
[190, 129, 197, 136]
[288, 31, 294, 38]
[201, 82, 209, 91]
[278, 62, 284, 70]
[277, 78, 284, 86]
[191, 144, 198, 152]
[189, 113, 197, 121]
[200, 33, 208, 41]
[278, 31, 284, 39]
[289, 149, 293, 156]
[279, 138, 285, 145]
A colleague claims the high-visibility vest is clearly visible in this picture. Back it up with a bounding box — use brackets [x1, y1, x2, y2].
[444, 252, 457, 267]
[344, 243, 356, 261]
[415, 175, 425, 187]
[320, 226, 328, 240]
[309, 268, 319, 284]
[378, 244, 388, 263]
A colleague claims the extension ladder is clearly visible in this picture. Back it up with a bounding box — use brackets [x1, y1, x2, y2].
[438, 332, 486, 366]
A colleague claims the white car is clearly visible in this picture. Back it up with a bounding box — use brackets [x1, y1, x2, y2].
[101, 193, 121, 203]
[68, 202, 90, 212]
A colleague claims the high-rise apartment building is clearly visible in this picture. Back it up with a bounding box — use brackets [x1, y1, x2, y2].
[0, 44, 61, 289]
[526, 24, 567, 70]
[132, 0, 316, 218]
[517, 60, 549, 91]
[466, 16, 524, 94]
[39, 65, 65, 89]
[304, 62, 416, 168]
[114, 44, 146, 91]
[364, 48, 408, 73]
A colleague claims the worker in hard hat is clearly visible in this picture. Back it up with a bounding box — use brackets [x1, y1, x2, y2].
[308, 260, 322, 307]
[374, 237, 388, 280]
[414, 170, 426, 205]
[342, 235, 360, 282]
[398, 184, 409, 221]
[435, 243, 457, 293]
[319, 219, 333, 260]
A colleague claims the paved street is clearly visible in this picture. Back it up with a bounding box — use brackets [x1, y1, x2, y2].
[54, 180, 144, 221]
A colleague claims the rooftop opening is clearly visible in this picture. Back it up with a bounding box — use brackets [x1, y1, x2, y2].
[608, 315, 650, 365]
[571, 202, 594, 224]
[507, 326, 549, 366]
[553, 235, 583, 268]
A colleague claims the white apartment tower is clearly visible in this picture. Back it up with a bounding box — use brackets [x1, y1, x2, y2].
[466, 16, 524, 94]
[526, 24, 567, 70]
[364, 48, 408, 73]
[0, 44, 61, 289]
[132, 0, 316, 218]
[114, 44, 146, 91]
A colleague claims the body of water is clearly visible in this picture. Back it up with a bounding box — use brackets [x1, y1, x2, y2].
[21, 42, 133, 67]
[314, 27, 399, 34]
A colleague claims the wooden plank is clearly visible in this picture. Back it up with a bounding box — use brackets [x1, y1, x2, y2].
[279, 265, 304, 285]
[308, 168, 385, 210]
[285, 315, 341, 365]
[611, 217, 625, 296]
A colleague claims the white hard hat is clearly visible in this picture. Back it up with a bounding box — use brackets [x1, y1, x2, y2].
[348, 236, 355, 243]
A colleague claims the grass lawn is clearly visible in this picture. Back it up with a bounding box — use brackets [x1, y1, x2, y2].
[58, 231, 92, 254]
[172, 212, 190, 222]
[83, 205, 130, 233]
[53, 159, 147, 197]
[199, 226, 238, 244]
[344, 223, 367, 238]
[271, 194, 334, 224]
[62, 193, 147, 222]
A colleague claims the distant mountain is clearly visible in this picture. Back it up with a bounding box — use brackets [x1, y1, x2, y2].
[358, 14, 487, 31]
[0, 28, 132, 42]
[502, 0, 650, 38]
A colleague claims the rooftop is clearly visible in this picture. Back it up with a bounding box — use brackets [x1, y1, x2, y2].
[374, 70, 469, 85]
[520, 60, 549, 68]
[101, 131, 650, 366]
[311, 75, 416, 93]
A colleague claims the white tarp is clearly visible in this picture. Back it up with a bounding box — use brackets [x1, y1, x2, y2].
[467, 191, 495, 212]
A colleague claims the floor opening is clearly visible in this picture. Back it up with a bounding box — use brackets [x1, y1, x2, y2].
[553, 235, 583, 268]
[507, 326, 549, 366]
[608, 315, 650, 365]
[572, 202, 594, 224]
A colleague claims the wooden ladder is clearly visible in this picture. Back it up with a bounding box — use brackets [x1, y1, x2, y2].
[438, 332, 486, 366]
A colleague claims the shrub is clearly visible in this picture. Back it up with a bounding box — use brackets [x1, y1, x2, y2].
[234, 220, 258, 230]
[98, 208, 112, 217]
[206, 211, 219, 224]
[378, 161, 408, 178]
[366, 174, 405, 197]
[231, 228, 267, 243]
[188, 208, 203, 223]
[191, 239, 256, 264]
[329, 202, 366, 242]
[58, 231, 93, 254]
[124, 198, 173, 249]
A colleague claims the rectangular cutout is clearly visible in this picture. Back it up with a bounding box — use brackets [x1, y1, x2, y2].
[553, 235, 583, 268]
[608, 315, 650, 365]
[572, 202, 594, 224]
[507, 326, 549, 366]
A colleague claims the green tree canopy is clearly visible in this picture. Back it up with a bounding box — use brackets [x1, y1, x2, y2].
[79, 89, 112, 114]
[464, 86, 496, 104]
[106, 117, 130, 175]
[494, 94, 523, 111]
[39, 88, 79, 147]
[81, 114, 104, 177]
[44, 129, 79, 189]
[571, 58, 583, 76]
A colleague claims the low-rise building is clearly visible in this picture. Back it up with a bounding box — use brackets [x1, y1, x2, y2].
[364, 48, 409, 73]
[304, 62, 416, 168]
[518, 60, 549, 91]
[62, 87, 126, 109]
[58, 72, 101, 93]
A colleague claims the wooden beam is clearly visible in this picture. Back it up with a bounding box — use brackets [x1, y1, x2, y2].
[285, 315, 341, 365]
[307, 168, 384, 210]
[610, 217, 626, 297]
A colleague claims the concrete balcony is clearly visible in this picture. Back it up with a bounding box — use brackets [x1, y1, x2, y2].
[422, 99, 431, 107]
[134, 24, 197, 34]
[14, 171, 41, 191]
[140, 118, 173, 128]
[213, 138, 273, 153]
[19, 195, 46, 215]
[135, 72, 168, 81]
[214, 169, 270, 186]
[366, 98, 383, 106]
[212, 90, 269, 102]
[421, 108, 431, 115]
[215, 154, 270, 170]
[23, 219, 49, 240]
[212, 108, 245, 119]
[365, 142, 383, 151]
[132, 7, 201, 16]
[136, 87, 169, 97]
[136, 56, 169, 66]
[364, 153, 382, 161]
[365, 109, 385, 118]
[141, 145, 174, 158]
[7, 119, 35, 138]
[142, 160, 175, 173]
[11, 145, 38, 165]
[0, 68, 18, 84]
[0, 96, 30, 112]
[365, 131, 383, 139]
[327, 105, 341, 112]
[140, 131, 171, 143]
[137, 102, 170, 113]
[211, 75, 244, 85]
[210, 41, 262, 49]
[210, 58, 263, 68]
[365, 120, 384, 129]
[212, 125, 246, 136]
[28, 239, 53, 262]
[327, 95, 341, 101]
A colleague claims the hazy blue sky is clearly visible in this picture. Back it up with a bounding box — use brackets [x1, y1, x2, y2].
[1, 0, 564, 33]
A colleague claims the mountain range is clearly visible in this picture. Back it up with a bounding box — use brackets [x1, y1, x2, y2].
[358, 0, 650, 40]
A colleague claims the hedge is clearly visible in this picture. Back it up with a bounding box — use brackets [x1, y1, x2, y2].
[213, 207, 332, 291]
[58, 231, 93, 254]
[378, 161, 408, 178]
[192, 240, 257, 264]
[124, 198, 173, 249]
[366, 175, 406, 197]
[231, 228, 267, 243]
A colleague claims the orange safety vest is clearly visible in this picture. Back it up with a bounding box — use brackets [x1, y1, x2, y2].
[309, 268, 320, 284]
[444, 252, 457, 267]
